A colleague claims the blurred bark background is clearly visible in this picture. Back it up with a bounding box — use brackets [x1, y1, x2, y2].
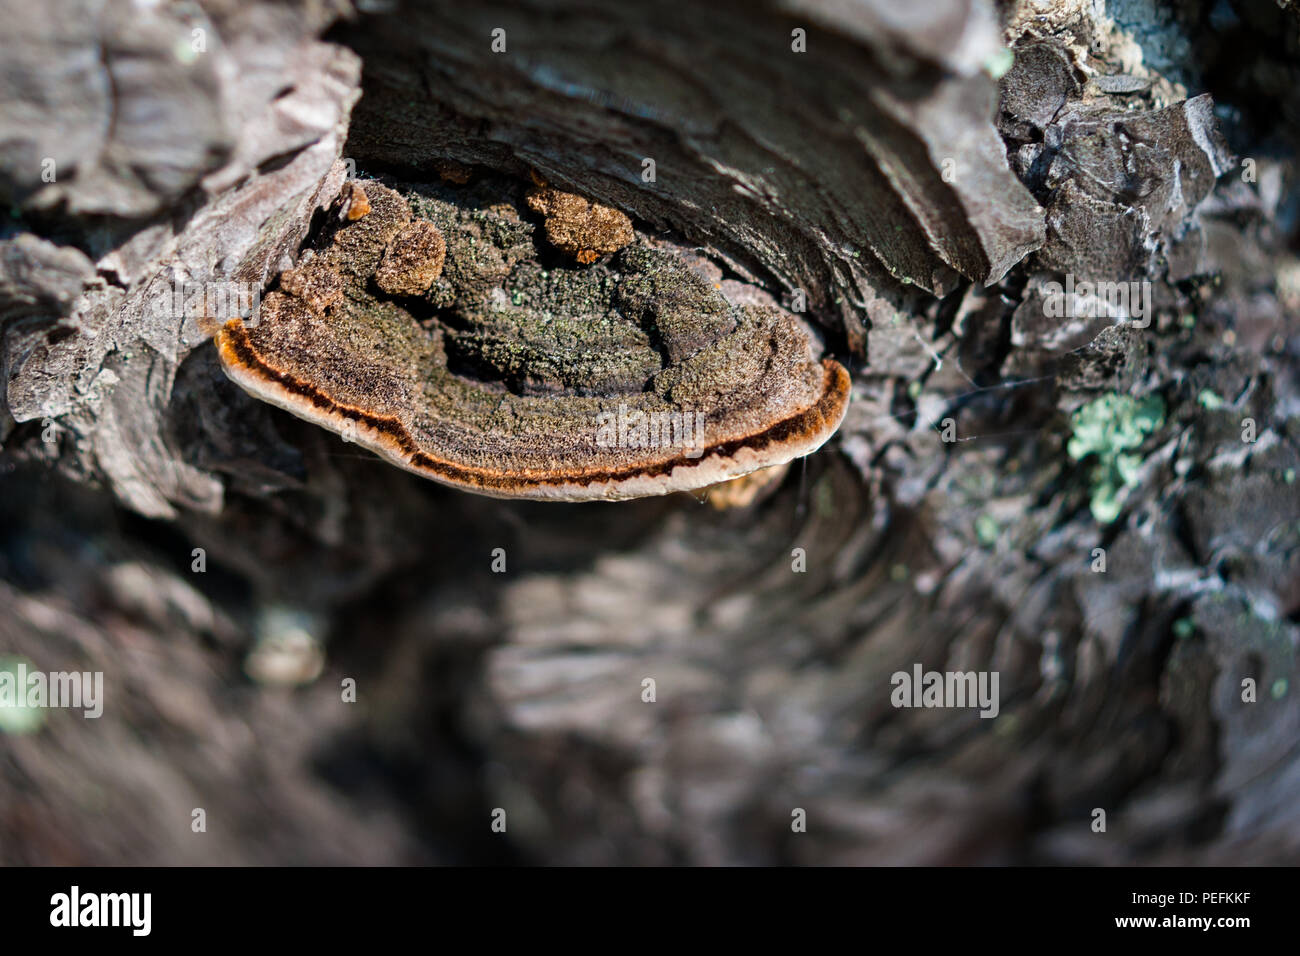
[1, 0, 1298, 864]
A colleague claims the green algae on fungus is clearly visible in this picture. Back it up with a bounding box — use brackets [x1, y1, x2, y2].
[215, 178, 849, 501]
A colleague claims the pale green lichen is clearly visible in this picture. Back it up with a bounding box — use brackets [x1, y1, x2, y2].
[975, 512, 1000, 547]
[1067, 392, 1166, 524]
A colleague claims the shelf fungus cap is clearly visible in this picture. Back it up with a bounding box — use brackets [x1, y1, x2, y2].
[215, 180, 850, 502]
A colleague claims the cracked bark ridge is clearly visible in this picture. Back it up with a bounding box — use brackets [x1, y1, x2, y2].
[0, 1, 361, 517]
[1000, 38, 1235, 358]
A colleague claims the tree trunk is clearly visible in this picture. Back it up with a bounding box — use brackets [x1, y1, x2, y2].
[0, 0, 1298, 865]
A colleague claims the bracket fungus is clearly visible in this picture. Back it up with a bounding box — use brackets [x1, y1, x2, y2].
[215, 179, 849, 501]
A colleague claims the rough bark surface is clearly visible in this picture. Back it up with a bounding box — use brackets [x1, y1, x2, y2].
[1, 0, 1298, 865]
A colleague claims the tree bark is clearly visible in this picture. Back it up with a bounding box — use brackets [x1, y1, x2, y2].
[0, 0, 1298, 865]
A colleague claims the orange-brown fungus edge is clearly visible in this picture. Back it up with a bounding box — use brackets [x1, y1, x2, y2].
[216, 319, 851, 493]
